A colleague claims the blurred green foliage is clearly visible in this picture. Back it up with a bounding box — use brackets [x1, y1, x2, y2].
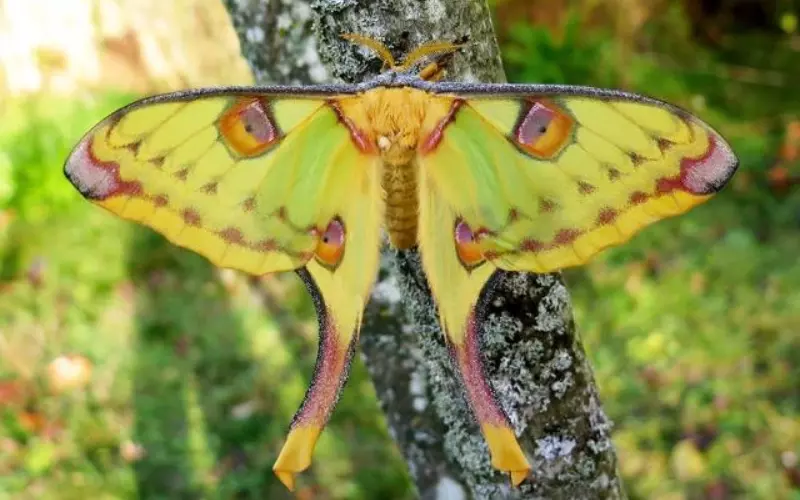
[504, 12, 617, 87]
[1, 3, 799, 499]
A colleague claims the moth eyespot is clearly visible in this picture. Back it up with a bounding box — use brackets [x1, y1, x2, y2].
[315, 218, 345, 267]
[514, 100, 573, 158]
[219, 98, 279, 157]
[454, 220, 485, 268]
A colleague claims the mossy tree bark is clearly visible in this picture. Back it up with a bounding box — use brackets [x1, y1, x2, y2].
[222, 0, 626, 498]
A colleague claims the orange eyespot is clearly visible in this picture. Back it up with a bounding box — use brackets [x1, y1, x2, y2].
[514, 100, 573, 158]
[315, 218, 345, 267]
[218, 98, 279, 157]
[455, 220, 485, 267]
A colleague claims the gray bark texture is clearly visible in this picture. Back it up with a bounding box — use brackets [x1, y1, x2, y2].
[222, 0, 626, 498]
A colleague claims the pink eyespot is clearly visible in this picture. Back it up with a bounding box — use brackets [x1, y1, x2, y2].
[218, 98, 278, 157]
[514, 100, 573, 158]
[315, 218, 345, 266]
[455, 220, 485, 267]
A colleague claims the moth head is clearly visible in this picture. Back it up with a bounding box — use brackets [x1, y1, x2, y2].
[362, 90, 425, 164]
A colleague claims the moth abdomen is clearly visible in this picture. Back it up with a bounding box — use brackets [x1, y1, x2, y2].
[381, 159, 419, 249]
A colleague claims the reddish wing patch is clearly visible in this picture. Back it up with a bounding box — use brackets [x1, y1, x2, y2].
[656, 177, 682, 194]
[629, 191, 649, 205]
[289, 306, 351, 427]
[256, 239, 279, 252]
[420, 99, 464, 154]
[182, 209, 202, 227]
[218, 97, 280, 157]
[219, 228, 245, 244]
[328, 101, 375, 154]
[644, 132, 738, 198]
[521, 239, 545, 252]
[519, 228, 584, 254]
[679, 134, 738, 195]
[554, 229, 581, 245]
[65, 137, 123, 200]
[597, 208, 618, 225]
[453, 312, 509, 427]
[513, 99, 573, 158]
[153, 195, 169, 208]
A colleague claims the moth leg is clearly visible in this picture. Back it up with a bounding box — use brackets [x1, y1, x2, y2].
[272, 266, 360, 491]
[448, 306, 531, 486]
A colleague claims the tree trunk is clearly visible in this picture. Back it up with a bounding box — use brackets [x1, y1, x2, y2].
[222, 0, 626, 498]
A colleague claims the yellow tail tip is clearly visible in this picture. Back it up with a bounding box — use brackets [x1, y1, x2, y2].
[510, 468, 530, 487]
[480, 424, 532, 485]
[274, 470, 296, 491]
[272, 425, 323, 491]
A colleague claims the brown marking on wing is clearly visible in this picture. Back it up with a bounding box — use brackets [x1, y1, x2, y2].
[577, 181, 596, 195]
[597, 207, 618, 225]
[219, 227, 245, 244]
[182, 209, 202, 226]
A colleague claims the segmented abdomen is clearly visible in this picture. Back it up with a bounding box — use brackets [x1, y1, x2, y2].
[382, 161, 418, 249]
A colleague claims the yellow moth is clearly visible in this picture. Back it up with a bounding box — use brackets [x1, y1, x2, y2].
[64, 36, 738, 490]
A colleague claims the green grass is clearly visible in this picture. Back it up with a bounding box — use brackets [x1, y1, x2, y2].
[1, 12, 798, 499]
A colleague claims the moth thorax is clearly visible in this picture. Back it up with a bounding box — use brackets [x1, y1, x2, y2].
[381, 159, 419, 249]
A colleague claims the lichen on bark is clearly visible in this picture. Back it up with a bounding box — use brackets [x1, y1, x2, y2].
[223, 0, 626, 498]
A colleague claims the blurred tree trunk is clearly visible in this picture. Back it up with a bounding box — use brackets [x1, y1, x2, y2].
[222, 0, 626, 498]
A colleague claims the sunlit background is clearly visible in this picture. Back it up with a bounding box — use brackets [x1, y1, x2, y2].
[0, 0, 798, 498]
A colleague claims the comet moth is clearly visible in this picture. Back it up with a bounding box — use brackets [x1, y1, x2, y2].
[64, 34, 739, 490]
